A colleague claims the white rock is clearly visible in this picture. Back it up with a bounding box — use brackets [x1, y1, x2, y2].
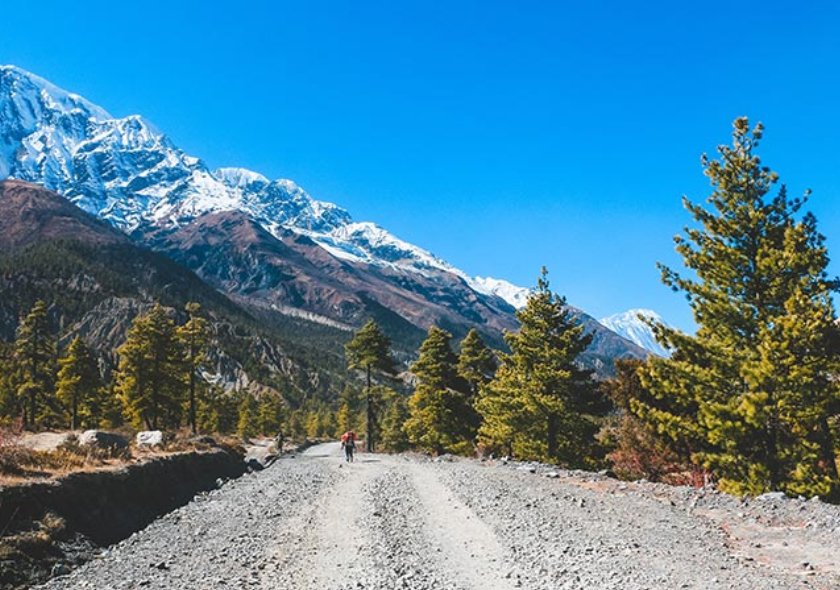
[136, 430, 165, 447]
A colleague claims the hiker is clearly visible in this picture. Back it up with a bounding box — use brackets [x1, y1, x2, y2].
[341, 430, 356, 463]
[274, 430, 285, 453]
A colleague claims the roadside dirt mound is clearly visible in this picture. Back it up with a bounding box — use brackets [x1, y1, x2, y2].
[0, 449, 245, 589]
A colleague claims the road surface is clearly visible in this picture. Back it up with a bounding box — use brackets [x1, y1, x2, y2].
[42, 442, 840, 590]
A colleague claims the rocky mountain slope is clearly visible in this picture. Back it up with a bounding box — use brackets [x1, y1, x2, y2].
[0, 65, 648, 373]
[0, 180, 347, 400]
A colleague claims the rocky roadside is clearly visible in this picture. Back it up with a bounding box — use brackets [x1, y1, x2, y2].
[37, 444, 840, 590]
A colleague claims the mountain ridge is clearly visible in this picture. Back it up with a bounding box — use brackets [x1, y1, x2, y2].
[0, 64, 650, 374]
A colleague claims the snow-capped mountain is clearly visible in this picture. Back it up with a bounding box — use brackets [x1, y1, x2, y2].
[0, 64, 506, 287]
[0, 65, 651, 373]
[599, 309, 671, 356]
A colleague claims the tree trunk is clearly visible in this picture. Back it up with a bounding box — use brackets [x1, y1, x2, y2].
[189, 368, 197, 435]
[366, 364, 374, 453]
[547, 414, 558, 461]
[818, 416, 839, 500]
[71, 395, 78, 431]
[29, 388, 36, 431]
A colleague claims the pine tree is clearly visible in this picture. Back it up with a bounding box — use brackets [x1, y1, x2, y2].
[257, 392, 285, 436]
[345, 320, 396, 451]
[404, 326, 475, 455]
[334, 385, 362, 437]
[641, 118, 840, 499]
[178, 302, 210, 434]
[115, 304, 186, 430]
[197, 385, 238, 434]
[0, 342, 22, 421]
[380, 389, 410, 453]
[237, 392, 258, 439]
[457, 328, 497, 397]
[599, 359, 691, 481]
[14, 301, 57, 429]
[477, 268, 601, 465]
[55, 337, 103, 430]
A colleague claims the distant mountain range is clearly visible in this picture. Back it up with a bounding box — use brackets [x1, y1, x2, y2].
[0, 64, 657, 372]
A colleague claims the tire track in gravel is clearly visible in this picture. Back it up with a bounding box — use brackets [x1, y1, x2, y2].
[407, 462, 516, 590]
[264, 445, 515, 590]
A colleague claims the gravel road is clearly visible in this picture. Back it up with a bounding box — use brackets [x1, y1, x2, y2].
[41, 443, 840, 590]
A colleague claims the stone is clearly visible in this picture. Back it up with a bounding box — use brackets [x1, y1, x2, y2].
[51, 563, 71, 577]
[19, 431, 76, 452]
[755, 491, 787, 502]
[78, 430, 129, 449]
[136, 430, 165, 447]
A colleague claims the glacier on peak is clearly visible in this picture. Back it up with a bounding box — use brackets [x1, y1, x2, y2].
[599, 308, 671, 357]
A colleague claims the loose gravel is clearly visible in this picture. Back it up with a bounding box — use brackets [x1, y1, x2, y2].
[40, 444, 840, 590]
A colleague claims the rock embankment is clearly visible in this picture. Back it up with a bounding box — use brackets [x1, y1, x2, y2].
[0, 449, 245, 589]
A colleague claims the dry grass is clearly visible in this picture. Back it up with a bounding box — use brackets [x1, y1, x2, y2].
[0, 424, 246, 484]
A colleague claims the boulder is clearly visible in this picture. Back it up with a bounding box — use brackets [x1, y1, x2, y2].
[756, 491, 787, 502]
[19, 431, 76, 452]
[78, 430, 129, 449]
[136, 430, 165, 447]
[245, 458, 264, 472]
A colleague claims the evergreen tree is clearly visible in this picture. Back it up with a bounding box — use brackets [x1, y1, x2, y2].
[237, 392, 258, 439]
[345, 320, 396, 451]
[457, 328, 497, 397]
[14, 301, 57, 429]
[55, 337, 103, 430]
[0, 342, 21, 421]
[599, 359, 691, 482]
[641, 118, 840, 499]
[404, 326, 475, 455]
[334, 385, 362, 436]
[178, 302, 210, 434]
[380, 389, 411, 453]
[477, 268, 600, 465]
[257, 392, 285, 436]
[115, 304, 186, 430]
[197, 385, 238, 434]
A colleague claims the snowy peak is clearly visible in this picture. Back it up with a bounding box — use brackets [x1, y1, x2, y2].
[469, 276, 531, 309]
[0, 65, 511, 288]
[214, 167, 269, 192]
[0, 65, 111, 123]
[599, 309, 671, 356]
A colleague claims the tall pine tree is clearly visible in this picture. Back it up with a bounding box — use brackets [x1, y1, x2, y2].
[404, 326, 474, 455]
[15, 301, 57, 429]
[56, 337, 103, 430]
[458, 328, 497, 398]
[178, 302, 210, 434]
[115, 304, 186, 430]
[641, 118, 840, 499]
[477, 269, 600, 465]
[345, 320, 395, 451]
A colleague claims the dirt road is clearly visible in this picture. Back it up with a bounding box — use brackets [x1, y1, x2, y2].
[42, 442, 840, 590]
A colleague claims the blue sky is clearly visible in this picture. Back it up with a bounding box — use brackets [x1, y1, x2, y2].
[2, 1, 839, 330]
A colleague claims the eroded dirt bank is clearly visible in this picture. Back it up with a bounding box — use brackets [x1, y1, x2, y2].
[0, 449, 245, 589]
